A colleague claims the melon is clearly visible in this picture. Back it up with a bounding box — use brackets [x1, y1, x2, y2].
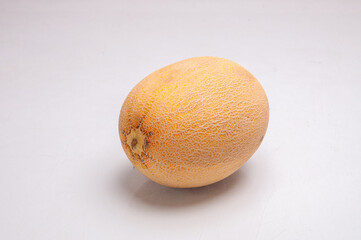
[118, 56, 269, 188]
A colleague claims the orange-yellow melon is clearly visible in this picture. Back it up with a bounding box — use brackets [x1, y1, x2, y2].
[118, 56, 269, 188]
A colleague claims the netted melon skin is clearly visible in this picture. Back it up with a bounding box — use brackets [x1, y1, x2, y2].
[119, 56, 269, 188]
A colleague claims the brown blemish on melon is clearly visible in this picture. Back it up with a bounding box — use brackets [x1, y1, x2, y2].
[131, 138, 138, 149]
[123, 123, 154, 170]
[125, 127, 146, 155]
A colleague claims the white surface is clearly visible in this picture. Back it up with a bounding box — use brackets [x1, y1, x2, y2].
[1, 0, 361, 239]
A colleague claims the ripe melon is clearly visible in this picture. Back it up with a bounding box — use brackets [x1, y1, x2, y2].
[118, 56, 269, 188]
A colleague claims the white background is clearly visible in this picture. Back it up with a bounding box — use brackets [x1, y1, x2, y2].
[1, 0, 361, 239]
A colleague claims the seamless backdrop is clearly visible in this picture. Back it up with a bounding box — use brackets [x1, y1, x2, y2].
[0, 0, 361, 239]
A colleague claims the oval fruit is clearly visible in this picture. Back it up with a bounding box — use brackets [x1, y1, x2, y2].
[118, 56, 269, 188]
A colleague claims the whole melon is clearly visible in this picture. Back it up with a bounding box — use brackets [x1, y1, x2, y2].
[118, 56, 269, 188]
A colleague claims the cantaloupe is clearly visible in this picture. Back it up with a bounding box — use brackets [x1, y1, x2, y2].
[118, 56, 269, 188]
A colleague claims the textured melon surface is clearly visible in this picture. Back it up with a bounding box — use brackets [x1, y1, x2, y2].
[119, 56, 269, 188]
